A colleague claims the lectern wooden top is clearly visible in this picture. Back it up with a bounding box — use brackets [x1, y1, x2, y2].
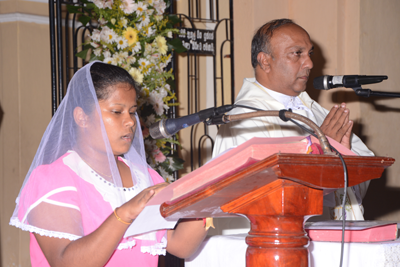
[160, 153, 394, 219]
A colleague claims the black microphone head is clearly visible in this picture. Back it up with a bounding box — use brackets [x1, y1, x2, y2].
[313, 76, 328, 90]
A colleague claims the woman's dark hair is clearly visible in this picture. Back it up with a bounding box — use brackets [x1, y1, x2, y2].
[251, 18, 296, 68]
[71, 62, 141, 137]
[90, 62, 140, 101]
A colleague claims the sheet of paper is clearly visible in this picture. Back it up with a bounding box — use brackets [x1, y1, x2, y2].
[124, 205, 178, 237]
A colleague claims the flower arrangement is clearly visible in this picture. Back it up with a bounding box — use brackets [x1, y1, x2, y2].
[68, 0, 186, 182]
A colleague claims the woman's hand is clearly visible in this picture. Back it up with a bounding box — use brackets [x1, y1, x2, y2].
[117, 182, 169, 223]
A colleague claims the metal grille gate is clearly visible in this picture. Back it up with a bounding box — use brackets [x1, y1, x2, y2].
[175, 0, 234, 172]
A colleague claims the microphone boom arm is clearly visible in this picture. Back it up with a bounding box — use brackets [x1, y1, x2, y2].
[222, 110, 335, 155]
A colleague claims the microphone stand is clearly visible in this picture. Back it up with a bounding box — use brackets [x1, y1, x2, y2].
[216, 110, 336, 156]
[352, 86, 400, 98]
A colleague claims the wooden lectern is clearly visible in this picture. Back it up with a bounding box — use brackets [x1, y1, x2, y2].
[160, 153, 394, 267]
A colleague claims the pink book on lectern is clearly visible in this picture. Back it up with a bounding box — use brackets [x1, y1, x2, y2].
[148, 135, 355, 206]
[305, 221, 399, 242]
[126, 135, 356, 237]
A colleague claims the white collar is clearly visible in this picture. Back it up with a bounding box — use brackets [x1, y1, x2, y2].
[255, 80, 314, 117]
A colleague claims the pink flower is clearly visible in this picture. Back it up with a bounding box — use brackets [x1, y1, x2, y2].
[154, 1, 166, 15]
[104, 0, 113, 9]
[120, 0, 135, 14]
[153, 148, 166, 163]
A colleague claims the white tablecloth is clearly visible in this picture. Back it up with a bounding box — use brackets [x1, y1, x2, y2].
[185, 233, 400, 267]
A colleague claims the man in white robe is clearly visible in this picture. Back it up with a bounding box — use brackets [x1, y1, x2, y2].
[210, 19, 374, 234]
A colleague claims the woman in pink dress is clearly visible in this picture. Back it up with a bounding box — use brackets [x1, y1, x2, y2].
[10, 61, 207, 267]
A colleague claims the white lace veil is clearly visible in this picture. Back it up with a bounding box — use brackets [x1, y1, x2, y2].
[10, 61, 157, 245]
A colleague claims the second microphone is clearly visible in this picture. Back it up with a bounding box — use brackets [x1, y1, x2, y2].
[149, 105, 234, 139]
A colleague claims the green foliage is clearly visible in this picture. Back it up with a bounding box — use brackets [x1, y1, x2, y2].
[167, 37, 187, 53]
[78, 15, 92, 26]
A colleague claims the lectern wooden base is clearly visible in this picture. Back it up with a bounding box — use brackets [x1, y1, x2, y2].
[161, 153, 394, 267]
[224, 179, 322, 266]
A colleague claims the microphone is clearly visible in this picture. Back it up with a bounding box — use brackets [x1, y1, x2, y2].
[313, 75, 388, 90]
[149, 105, 234, 139]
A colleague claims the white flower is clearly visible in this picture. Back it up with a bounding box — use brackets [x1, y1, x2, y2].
[90, 42, 100, 48]
[167, 157, 175, 171]
[103, 0, 113, 9]
[114, 51, 129, 65]
[145, 0, 154, 6]
[144, 43, 155, 56]
[149, 91, 168, 115]
[103, 57, 117, 65]
[93, 47, 102, 57]
[119, 51, 129, 58]
[103, 50, 111, 59]
[144, 26, 156, 37]
[153, 1, 166, 15]
[140, 87, 150, 99]
[99, 18, 108, 25]
[138, 58, 150, 69]
[121, 17, 128, 28]
[167, 31, 173, 38]
[120, 0, 135, 14]
[126, 56, 136, 65]
[116, 36, 128, 49]
[159, 56, 171, 70]
[90, 29, 101, 42]
[149, 53, 160, 65]
[136, 23, 143, 31]
[128, 67, 144, 84]
[91, 0, 106, 9]
[145, 139, 157, 151]
[146, 9, 154, 16]
[157, 86, 168, 98]
[159, 166, 168, 176]
[165, 55, 172, 65]
[145, 114, 156, 127]
[100, 26, 117, 44]
[139, 15, 150, 28]
[154, 15, 163, 22]
[132, 42, 141, 53]
[135, 2, 148, 16]
[159, 167, 173, 183]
